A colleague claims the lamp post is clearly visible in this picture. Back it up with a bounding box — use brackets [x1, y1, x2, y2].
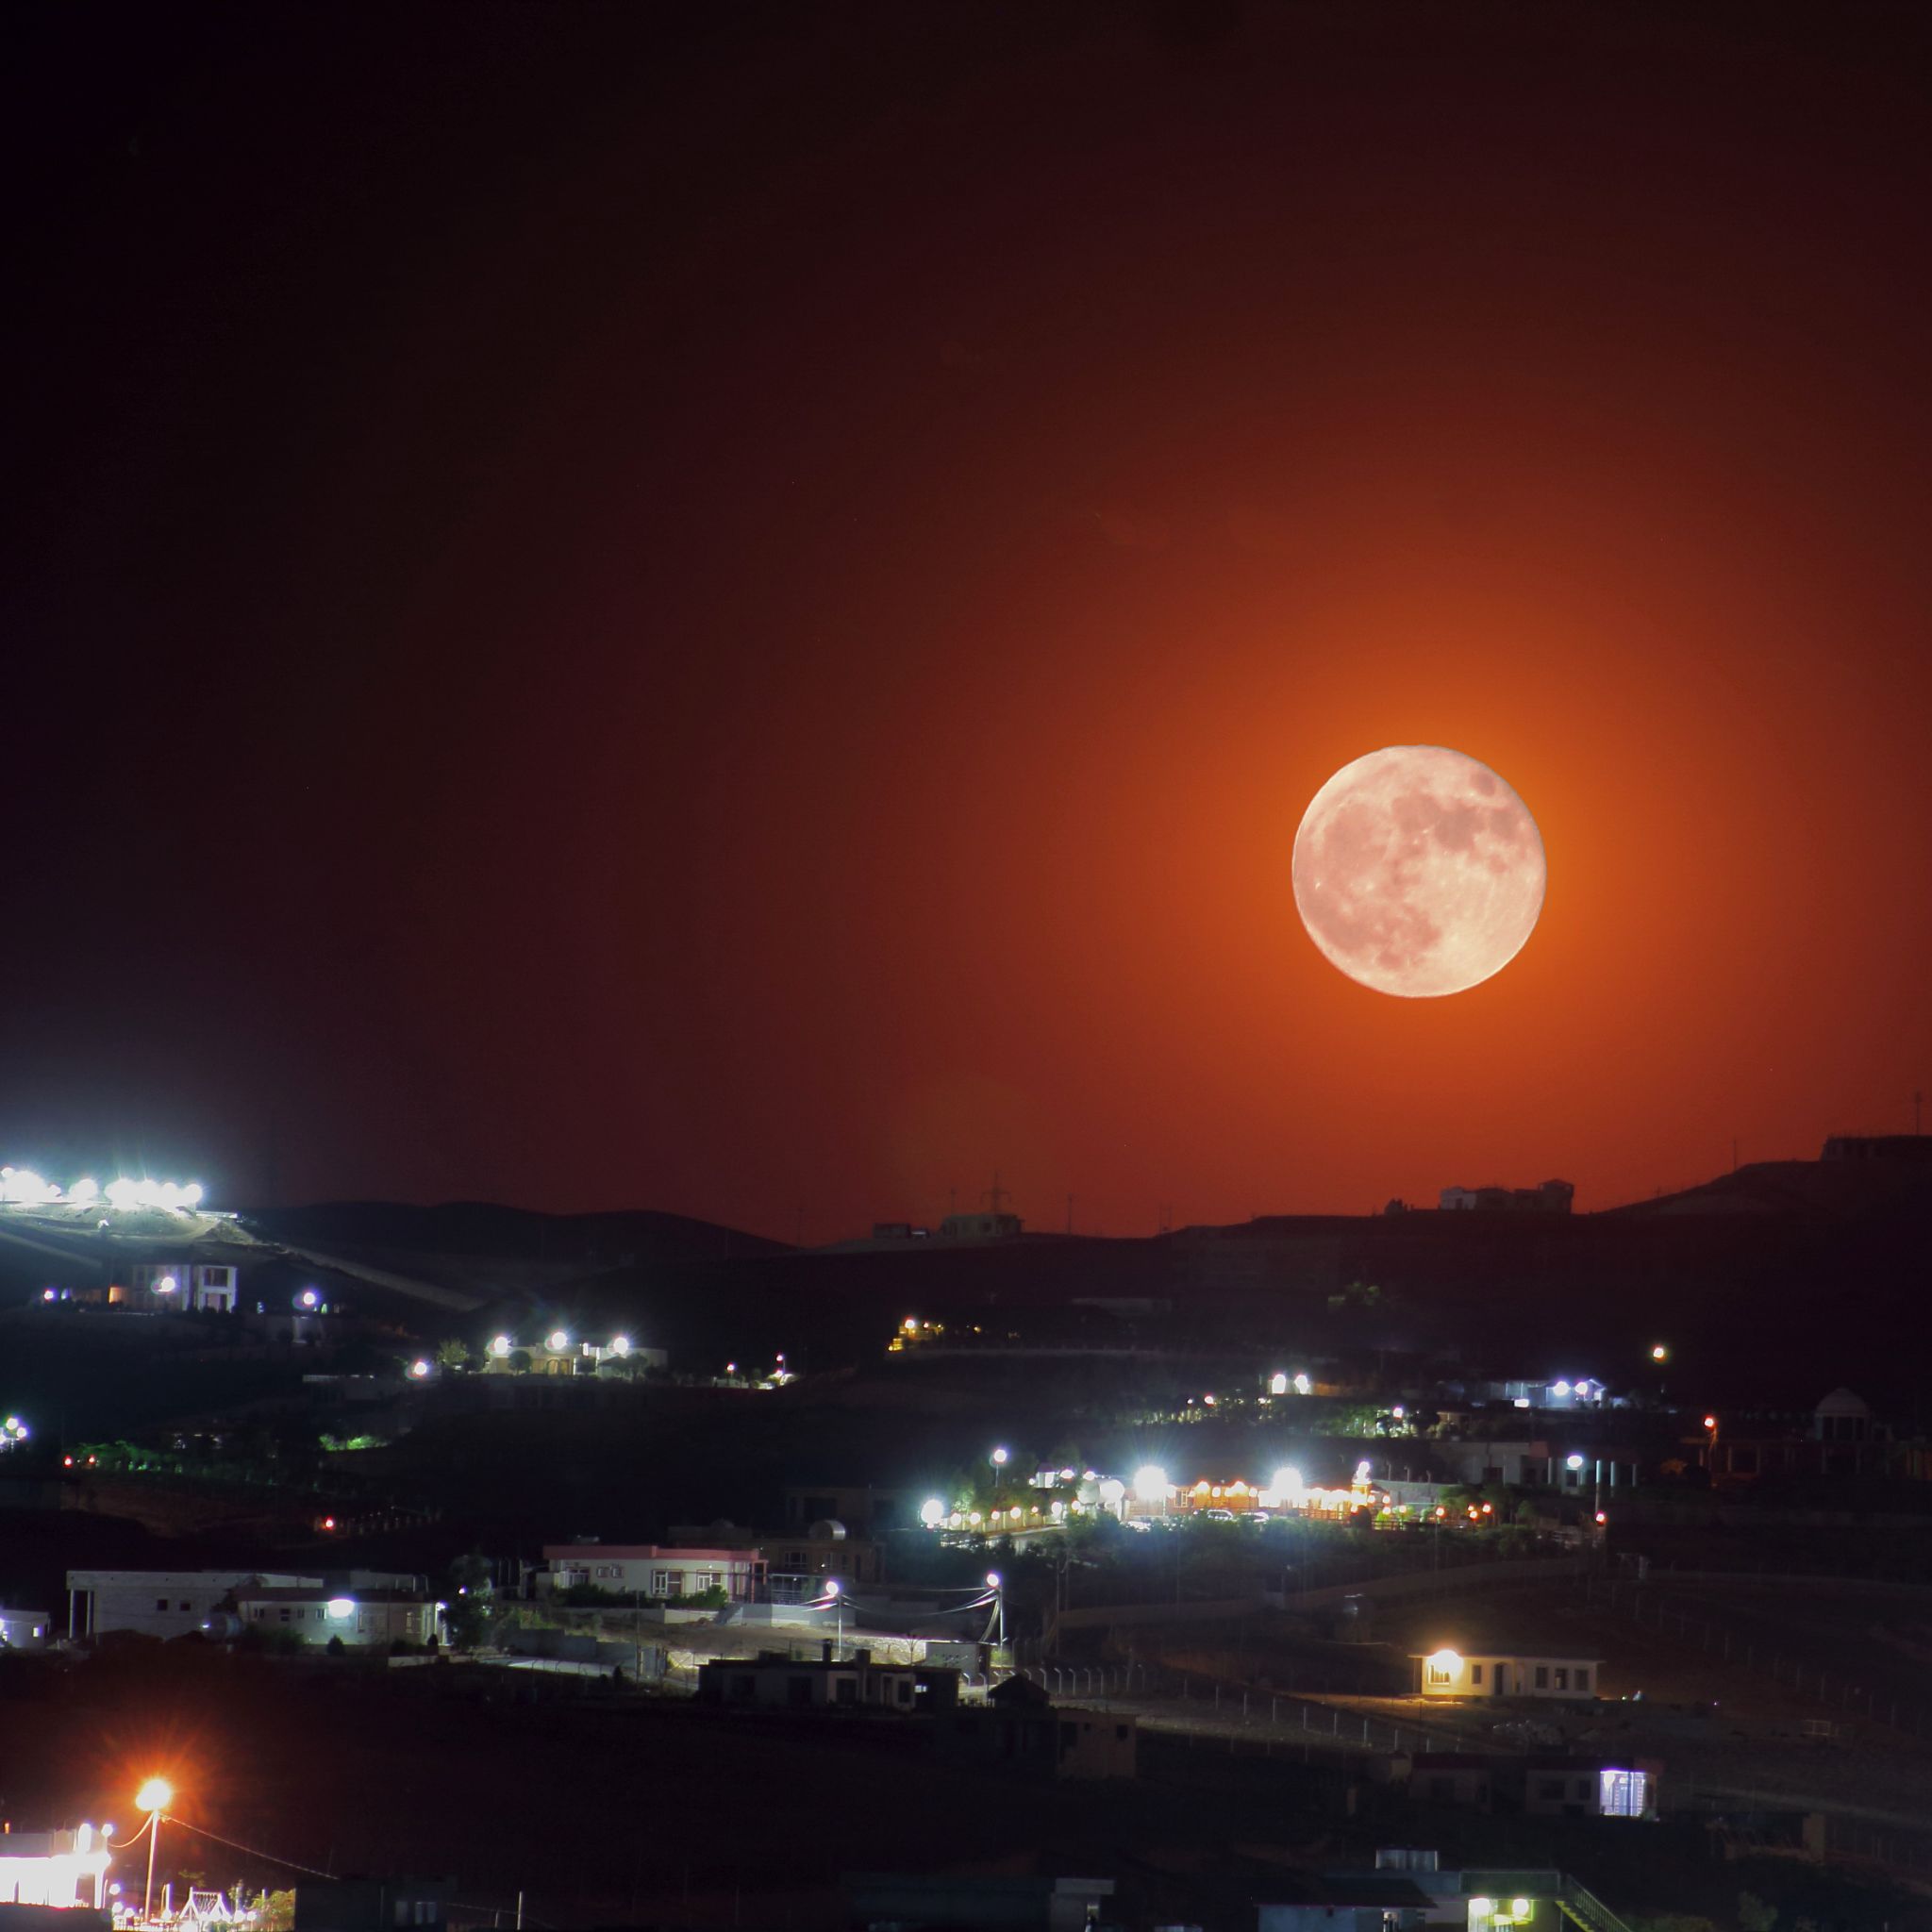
[986, 1571, 1005, 1649]
[824, 1577, 843, 1660]
[136, 1778, 173, 1924]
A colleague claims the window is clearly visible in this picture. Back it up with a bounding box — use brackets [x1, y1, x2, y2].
[393, 1905, 408, 1927]
[1534, 1665, 1549, 1689]
[1555, 1668, 1569, 1690]
[1600, 1768, 1648, 1817]
[1574, 1779, 1592, 1801]
[178, 1600, 191, 1611]
[1576, 1667, 1591, 1692]
[834, 1677, 858, 1706]
[1426, 1661, 1454, 1686]
[895, 1681, 911, 1704]
[157, 1598, 170, 1612]
[787, 1675, 812, 1706]
[1428, 1777, 1453, 1801]
[1115, 1725, 1129, 1741]
[652, 1570, 675, 1595]
[730, 1674, 755, 1701]
[1471, 1664, 1484, 1686]
[279, 1608, 291, 1624]
[1538, 1778, 1566, 1800]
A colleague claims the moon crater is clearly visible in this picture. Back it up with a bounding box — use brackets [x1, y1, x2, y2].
[1292, 745, 1544, 998]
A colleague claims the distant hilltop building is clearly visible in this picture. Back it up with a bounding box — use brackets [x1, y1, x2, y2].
[1439, 1179, 1574, 1214]
[939, 1209, 1023, 1241]
[1822, 1133, 1932, 1164]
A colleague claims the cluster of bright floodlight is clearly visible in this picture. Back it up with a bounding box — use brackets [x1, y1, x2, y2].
[0, 1168, 205, 1211]
[487, 1331, 631, 1357]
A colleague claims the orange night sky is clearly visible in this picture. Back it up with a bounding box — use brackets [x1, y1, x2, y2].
[5, 4, 1930, 1234]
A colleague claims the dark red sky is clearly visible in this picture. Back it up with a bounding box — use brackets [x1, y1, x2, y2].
[4, 2, 1930, 1238]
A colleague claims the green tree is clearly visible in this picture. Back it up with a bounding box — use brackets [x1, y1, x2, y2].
[435, 1338, 472, 1372]
[507, 1348, 533, 1374]
[1738, 1893, 1779, 1932]
[443, 1549, 495, 1649]
[252, 1892, 295, 1932]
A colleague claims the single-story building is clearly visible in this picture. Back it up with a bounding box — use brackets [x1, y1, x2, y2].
[1256, 1874, 1439, 1931]
[227, 1586, 444, 1647]
[0, 1608, 52, 1650]
[0, 1825, 111, 1908]
[934, 1676, 1137, 1780]
[539, 1544, 763, 1602]
[1411, 1648, 1600, 1699]
[66, 1570, 323, 1642]
[696, 1646, 958, 1713]
[1408, 1753, 1497, 1810]
[1523, 1758, 1657, 1820]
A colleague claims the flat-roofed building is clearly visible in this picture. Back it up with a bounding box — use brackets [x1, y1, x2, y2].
[538, 1544, 762, 1602]
[66, 1569, 323, 1642]
[1412, 1647, 1600, 1700]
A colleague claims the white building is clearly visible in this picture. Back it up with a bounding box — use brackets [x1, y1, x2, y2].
[538, 1544, 762, 1601]
[227, 1585, 444, 1648]
[121, 1261, 239, 1312]
[0, 1607, 52, 1649]
[1413, 1648, 1600, 1700]
[66, 1569, 322, 1641]
[0, 1824, 112, 1907]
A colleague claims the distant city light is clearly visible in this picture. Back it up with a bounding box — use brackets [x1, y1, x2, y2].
[1268, 1371, 1289, 1395]
[1552, 1380, 1572, 1397]
[1131, 1465, 1170, 1504]
[1566, 1454, 1585, 1470]
[547, 1330, 569, 1351]
[610, 1335, 631, 1356]
[409, 1359, 430, 1378]
[1, 1170, 208, 1211]
[1096, 1477, 1125, 1506]
[919, 1498, 944, 1527]
[1651, 1343, 1670, 1362]
[990, 1445, 1008, 1466]
[1292, 1373, 1312, 1395]
[325, 1597, 356, 1617]
[135, 1779, 173, 1814]
[1426, 1647, 1462, 1674]
[298, 1289, 320, 1309]
[1594, 1510, 1607, 1524]
[1391, 1405, 1406, 1421]
[490, 1335, 511, 1357]
[985, 1571, 1002, 1590]
[1704, 1415, 1718, 1431]
[1270, 1466, 1304, 1500]
[155, 1275, 177, 1293]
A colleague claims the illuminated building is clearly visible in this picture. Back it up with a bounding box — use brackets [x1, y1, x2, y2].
[0, 1824, 112, 1908]
[1412, 1647, 1600, 1699]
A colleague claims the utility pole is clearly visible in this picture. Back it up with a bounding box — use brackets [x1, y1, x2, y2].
[982, 1172, 1010, 1218]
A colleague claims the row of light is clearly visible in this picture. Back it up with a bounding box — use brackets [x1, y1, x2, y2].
[0, 1169, 205, 1210]
[488, 1331, 631, 1357]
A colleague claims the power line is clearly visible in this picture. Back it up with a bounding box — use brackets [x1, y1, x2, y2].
[159, 1815, 335, 1880]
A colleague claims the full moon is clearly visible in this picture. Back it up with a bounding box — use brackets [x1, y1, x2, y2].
[1292, 745, 1545, 998]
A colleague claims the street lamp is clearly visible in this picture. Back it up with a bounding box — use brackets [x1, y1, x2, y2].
[136, 1778, 173, 1922]
[824, 1577, 843, 1659]
[986, 1571, 1005, 1648]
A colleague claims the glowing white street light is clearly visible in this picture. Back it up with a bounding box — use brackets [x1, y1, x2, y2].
[1268, 1371, 1289, 1395]
[409, 1359, 431, 1378]
[325, 1597, 356, 1618]
[986, 1570, 1005, 1647]
[490, 1335, 511, 1357]
[610, 1335, 631, 1356]
[1131, 1464, 1170, 1507]
[919, 1498, 945, 1528]
[990, 1445, 1008, 1466]
[547, 1330, 569, 1352]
